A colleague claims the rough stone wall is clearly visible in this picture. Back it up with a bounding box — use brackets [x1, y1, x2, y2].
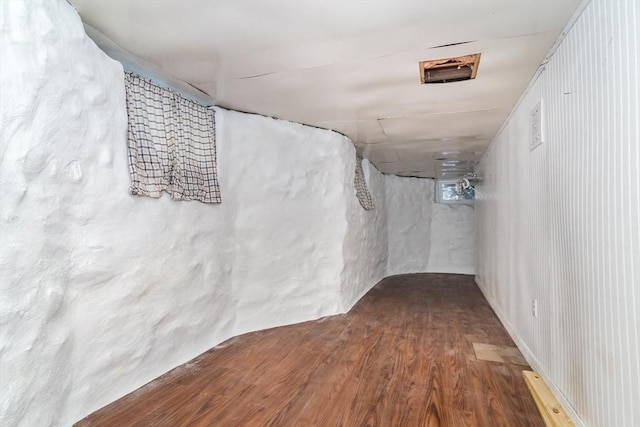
[220, 109, 351, 336]
[386, 175, 475, 276]
[1, 1, 474, 426]
[1, 1, 133, 425]
[428, 202, 475, 274]
[340, 158, 389, 310]
[0, 1, 386, 425]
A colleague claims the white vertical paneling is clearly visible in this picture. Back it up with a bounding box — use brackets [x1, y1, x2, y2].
[475, 1, 640, 426]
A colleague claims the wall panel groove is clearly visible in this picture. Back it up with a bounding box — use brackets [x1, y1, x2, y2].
[476, 1, 639, 425]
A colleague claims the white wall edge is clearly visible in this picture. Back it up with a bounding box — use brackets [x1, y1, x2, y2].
[340, 272, 386, 313]
[474, 278, 586, 427]
[476, 0, 593, 167]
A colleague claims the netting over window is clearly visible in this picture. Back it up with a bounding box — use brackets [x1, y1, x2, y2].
[124, 72, 221, 204]
[355, 155, 375, 210]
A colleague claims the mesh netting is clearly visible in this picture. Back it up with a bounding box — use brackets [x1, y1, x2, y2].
[355, 155, 375, 210]
[124, 71, 221, 204]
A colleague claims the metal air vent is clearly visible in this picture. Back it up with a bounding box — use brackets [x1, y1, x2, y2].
[419, 53, 481, 84]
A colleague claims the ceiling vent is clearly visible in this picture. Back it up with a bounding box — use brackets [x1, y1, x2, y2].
[419, 53, 481, 84]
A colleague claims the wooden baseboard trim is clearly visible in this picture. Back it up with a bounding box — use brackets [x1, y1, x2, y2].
[522, 370, 575, 427]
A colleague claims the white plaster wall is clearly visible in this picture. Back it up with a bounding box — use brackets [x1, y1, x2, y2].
[1, 1, 479, 425]
[0, 1, 388, 425]
[475, 1, 640, 425]
[428, 202, 476, 274]
[222, 110, 350, 335]
[386, 175, 475, 276]
[340, 159, 389, 310]
[386, 176, 434, 275]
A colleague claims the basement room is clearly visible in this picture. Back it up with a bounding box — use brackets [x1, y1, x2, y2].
[0, 0, 638, 426]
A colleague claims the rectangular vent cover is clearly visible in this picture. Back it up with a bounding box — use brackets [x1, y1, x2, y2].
[419, 53, 481, 84]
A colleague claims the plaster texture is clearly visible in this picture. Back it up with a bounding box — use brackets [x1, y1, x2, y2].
[340, 159, 389, 310]
[428, 202, 476, 274]
[1, 1, 474, 426]
[0, 2, 387, 425]
[220, 109, 353, 336]
[386, 175, 475, 276]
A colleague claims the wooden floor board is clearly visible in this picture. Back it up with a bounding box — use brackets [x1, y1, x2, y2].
[74, 273, 544, 427]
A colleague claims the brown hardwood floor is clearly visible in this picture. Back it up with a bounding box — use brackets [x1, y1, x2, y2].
[75, 273, 544, 427]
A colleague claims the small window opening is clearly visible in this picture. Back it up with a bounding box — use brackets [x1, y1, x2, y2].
[419, 53, 481, 84]
[436, 179, 475, 204]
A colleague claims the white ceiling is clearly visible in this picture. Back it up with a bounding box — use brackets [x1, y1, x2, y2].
[70, 0, 582, 178]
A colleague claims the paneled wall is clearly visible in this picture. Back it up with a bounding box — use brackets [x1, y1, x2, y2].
[475, 1, 639, 426]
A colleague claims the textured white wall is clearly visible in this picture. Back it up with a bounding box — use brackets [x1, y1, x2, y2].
[475, 1, 640, 426]
[0, 1, 389, 425]
[386, 175, 475, 276]
[341, 159, 389, 310]
[218, 110, 351, 336]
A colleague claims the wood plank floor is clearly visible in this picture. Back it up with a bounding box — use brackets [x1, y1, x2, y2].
[75, 273, 544, 427]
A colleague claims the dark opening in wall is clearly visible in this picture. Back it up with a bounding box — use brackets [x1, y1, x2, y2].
[419, 53, 481, 84]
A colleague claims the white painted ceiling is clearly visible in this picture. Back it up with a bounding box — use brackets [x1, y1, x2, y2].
[71, 0, 581, 178]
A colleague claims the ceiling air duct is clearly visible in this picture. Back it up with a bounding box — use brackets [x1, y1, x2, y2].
[419, 53, 481, 84]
